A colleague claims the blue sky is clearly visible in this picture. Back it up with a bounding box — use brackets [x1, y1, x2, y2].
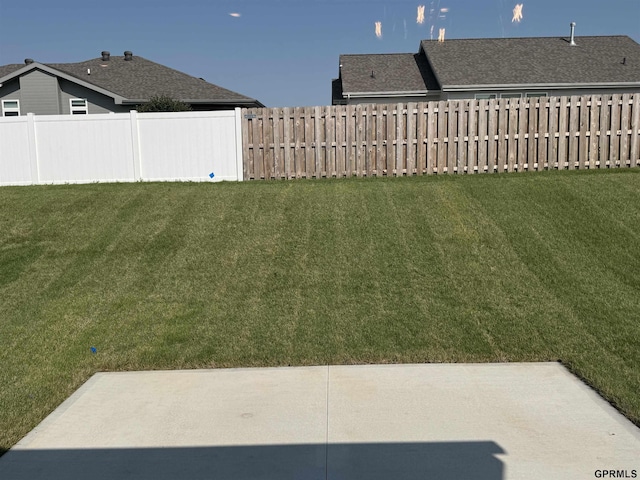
[1, 0, 638, 107]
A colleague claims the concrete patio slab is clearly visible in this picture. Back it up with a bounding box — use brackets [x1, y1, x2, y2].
[0, 363, 638, 480]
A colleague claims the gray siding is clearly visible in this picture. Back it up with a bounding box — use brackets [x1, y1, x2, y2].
[58, 79, 129, 114]
[19, 69, 61, 115]
[342, 94, 440, 105]
[339, 88, 640, 105]
[0, 78, 21, 102]
[444, 87, 640, 100]
[0, 79, 21, 114]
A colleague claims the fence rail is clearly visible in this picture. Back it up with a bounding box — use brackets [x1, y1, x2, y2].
[242, 95, 640, 179]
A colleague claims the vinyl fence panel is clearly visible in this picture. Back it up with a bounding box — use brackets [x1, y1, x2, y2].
[34, 114, 136, 184]
[137, 110, 241, 182]
[0, 116, 33, 185]
[0, 109, 243, 187]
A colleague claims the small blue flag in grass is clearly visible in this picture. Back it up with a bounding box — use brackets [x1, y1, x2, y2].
[90, 347, 97, 354]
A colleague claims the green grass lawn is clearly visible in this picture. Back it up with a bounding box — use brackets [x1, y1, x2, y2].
[1, 169, 639, 451]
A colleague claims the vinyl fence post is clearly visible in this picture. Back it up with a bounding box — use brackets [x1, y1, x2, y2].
[129, 110, 142, 181]
[235, 107, 244, 181]
[26, 113, 39, 184]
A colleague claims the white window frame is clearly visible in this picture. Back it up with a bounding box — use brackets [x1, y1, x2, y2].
[2, 99, 20, 117]
[69, 98, 88, 115]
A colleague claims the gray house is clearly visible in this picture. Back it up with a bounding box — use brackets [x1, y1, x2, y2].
[0, 51, 263, 117]
[333, 33, 640, 104]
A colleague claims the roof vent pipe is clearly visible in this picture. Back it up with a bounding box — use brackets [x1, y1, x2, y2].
[569, 22, 577, 46]
[124, 51, 133, 61]
[24, 58, 34, 65]
[101, 51, 110, 61]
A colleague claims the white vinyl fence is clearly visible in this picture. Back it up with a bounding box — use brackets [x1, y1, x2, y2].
[0, 109, 244, 186]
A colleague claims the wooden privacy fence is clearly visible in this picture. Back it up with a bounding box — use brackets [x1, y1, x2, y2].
[242, 94, 640, 180]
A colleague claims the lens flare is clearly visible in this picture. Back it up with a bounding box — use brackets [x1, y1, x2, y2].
[375, 21, 382, 38]
[438, 28, 445, 42]
[512, 4, 523, 22]
[417, 5, 425, 24]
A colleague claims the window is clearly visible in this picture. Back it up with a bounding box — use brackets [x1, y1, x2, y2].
[525, 92, 548, 98]
[70, 98, 88, 115]
[500, 93, 522, 99]
[2, 100, 20, 117]
[475, 94, 497, 100]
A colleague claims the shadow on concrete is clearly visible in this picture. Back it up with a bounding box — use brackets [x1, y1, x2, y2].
[0, 441, 504, 480]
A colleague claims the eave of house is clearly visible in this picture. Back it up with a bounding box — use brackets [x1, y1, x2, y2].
[0, 62, 127, 104]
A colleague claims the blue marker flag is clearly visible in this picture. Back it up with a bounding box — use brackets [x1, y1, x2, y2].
[209, 172, 215, 178]
[90, 347, 97, 354]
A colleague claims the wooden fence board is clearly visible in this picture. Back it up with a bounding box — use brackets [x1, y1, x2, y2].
[254, 111, 264, 179]
[437, 101, 447, 174]
[547, 97, 558, 169]
[517, 98, 528, 171]
[354, 104, 363, 177]
[417, 103, 426, 175]
[588, 97, 599, 168]
[478, 100, 488, 173]
[619, 94, 631, 166]
[447, 101, 457, 173]
[507, 100, 518, 172]
[467, 99, 477, 173]
[537, 97, 549, 169]
[630, 95, 640, 168]
[407, 102, 417, 175]
[487, 99, 497, 174]
[376, 106, 385, 175]
[458, 100, 473, 173]
[557, 97, 568, 169]
[395, 103, 404, 175]
[496, 100, 507, 173]
[578, 97, 589, 169]
[567, 96, 579, 169]
[599, 97, 611, 166]
[527, 98, 537, 170]
[427, 102, 437, 174]
[610, 95, 621, 166]
[365, 105, 373, 176]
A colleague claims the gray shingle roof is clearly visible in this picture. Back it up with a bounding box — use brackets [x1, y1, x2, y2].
[420, 36, 640, 89]
[0, 64, 23, 79]
[0, 54, 263, 106]
[339, 53, 439, 94]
